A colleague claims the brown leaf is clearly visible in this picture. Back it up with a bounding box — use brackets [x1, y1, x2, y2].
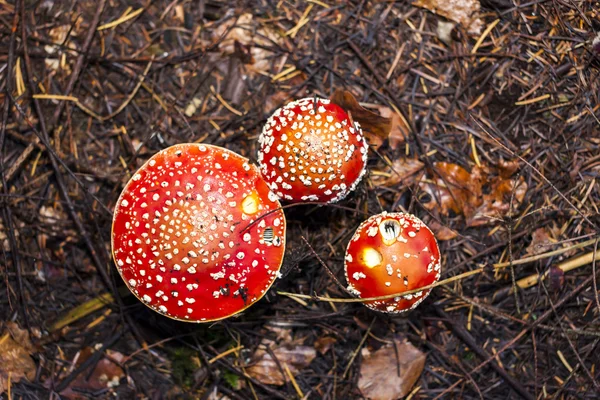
[497, 158, 521, 179]
[427, 220, 459, 241]
[314, 336, 337, 355]
[372, 106, 410, 150]
[212, 13, 281, 73]
[466, 176, 527, 227]
[56, 347, 126, 399]
[245, 330, 316, 386]
[330, 90, 392, 141]
[419, 161, 528, 227]
[525, 228, 556, 256]
[358, 338, 425, 400]
[413, 0, 482, 35]
[371, 158, 424, 188]
[0, 324, 36, 394]
[419, 162, 482, 216]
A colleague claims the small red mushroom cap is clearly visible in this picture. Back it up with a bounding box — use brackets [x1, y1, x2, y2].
[111, 143, 286, 322]
[344, 212, 441, 313]
[257, 97, 368, 203]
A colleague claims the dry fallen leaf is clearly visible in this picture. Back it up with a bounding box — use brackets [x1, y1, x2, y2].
[330, 90, 392, 145]
[525, 228, 556, 256]
[413, 0, 482, 35]
[371, 106, 410, 150]
[245, 329, 317, 386]
[419, 162, 481, 216]
[314, 336, 337, 355]
[419, 161, 528, 227]
[466, 175, 527, 227]
[427, 220, 459, 241]
[57, 347, 126, 399]
[358, 338, 425, 400]
[212, 13, 281, 73]
[497, 158, 521, 178]
[371, 157, 424, 188]
[0, 323, 36, 394]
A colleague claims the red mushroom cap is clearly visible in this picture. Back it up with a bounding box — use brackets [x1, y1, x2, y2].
[257, 97, 368, 203]
[344, 212, 441, 313]
[111, 143, 286, 322]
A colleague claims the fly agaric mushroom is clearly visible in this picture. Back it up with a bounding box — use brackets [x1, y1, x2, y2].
[111, 143, 286, 322]
[257, 97, 368, 203]
[344, 212, 441, 313]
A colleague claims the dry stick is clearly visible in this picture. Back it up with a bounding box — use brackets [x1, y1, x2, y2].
[508, 179, 521, 314]
[300, 236, 349, 294]
[0, 3, 29, 330]
[470, 269, 600, 378]
[538, 280, 600, 390]
[279, 268, 483, 303]
[3, 0, 108, 188]
[20, 5, 112, 292]
[342, 317, 375, 379]
[592, 239, 600, 313]
[493, 248, 599, 301]
[435, 308, 535, 400]
[34, 59, 154, 122]
[279, 237, 598, 304]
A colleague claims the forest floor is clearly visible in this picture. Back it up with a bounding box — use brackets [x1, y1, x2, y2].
[1, 0, 600, 399]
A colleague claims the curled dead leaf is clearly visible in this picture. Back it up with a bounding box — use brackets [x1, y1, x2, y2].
[413, 0, 483, 35]
[497, 158, 521, 179]
[212, 13, 281, 73]
[466, 176, 527, 227]
[371, 106, 410, 150]
[314, 336, 337, 355]
[0, 323, 36, 394]
[358, 338, 425, 400]
[245, 329, 317, 386]
[330, 90, 392, 144]
[427, 220, 459, 241]
[525, 228, 556, 256]
[419, 161, 528, 227]
[419, 162, 481, 216]
[371, 158, 424, 188]
[53, 347, 126, 399]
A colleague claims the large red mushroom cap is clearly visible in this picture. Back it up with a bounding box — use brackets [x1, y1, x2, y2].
[111, 143, 286, 322]
[344, 212, 441, 313]
[257, 97, 368, 203]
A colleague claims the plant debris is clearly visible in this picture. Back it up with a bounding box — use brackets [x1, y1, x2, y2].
[0, 323, 36, 394]
[419, 161, 528, 226]
[413, 0, 482, 35]
[2, 0, 599, 398]
[357, 338, 426, 400]
[245, 329, 317, 386]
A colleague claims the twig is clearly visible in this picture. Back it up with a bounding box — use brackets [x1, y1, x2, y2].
[0, 0, 29, 330]
[20, 1, 113, 292]
[342, 317, 375, 379]
[435, 307, 535, 400]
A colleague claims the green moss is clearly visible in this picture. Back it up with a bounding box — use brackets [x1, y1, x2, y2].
[223, 370, 240, 389]
[170, 347, 200, 388]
